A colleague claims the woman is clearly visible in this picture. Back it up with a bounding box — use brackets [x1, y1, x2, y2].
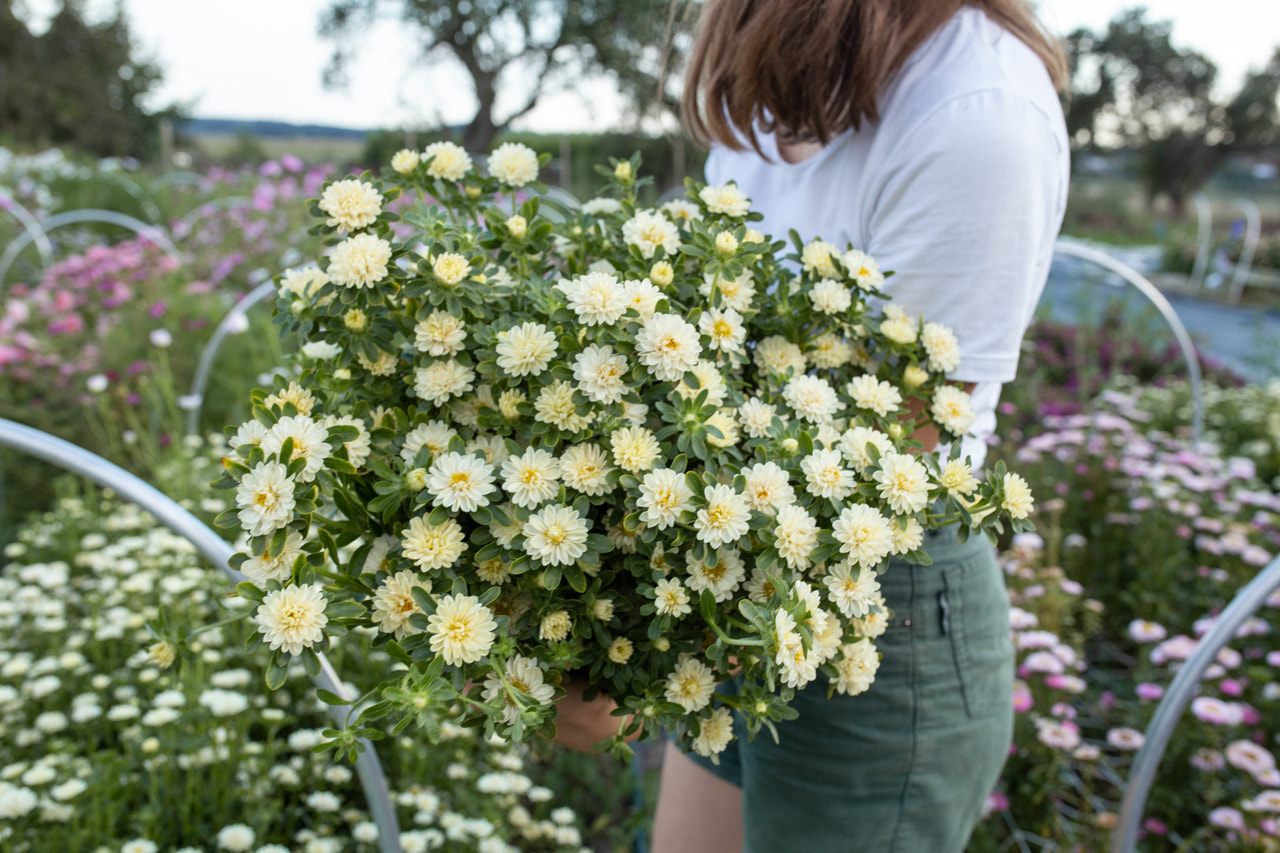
[651, 2, 1069, 851]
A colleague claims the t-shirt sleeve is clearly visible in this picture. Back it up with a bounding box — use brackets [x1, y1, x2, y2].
[865, 88, 1065, 383]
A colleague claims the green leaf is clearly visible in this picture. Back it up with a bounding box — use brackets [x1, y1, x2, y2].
[316, 689, 352, 706]
[265, 655, 289, 690]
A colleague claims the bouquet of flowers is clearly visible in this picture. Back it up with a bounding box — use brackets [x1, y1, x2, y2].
[212, 142, 1034, 761]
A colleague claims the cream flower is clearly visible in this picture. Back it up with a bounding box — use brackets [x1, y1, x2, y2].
[800, 448, 856, 501]
[698, 183, 750, 217]
[539, 610, 572, 642]
[319, 179, 382, 232]
[432, 252, 471, 286]
[664, 657, 716, 713]
[810, 279, 852, 314]
[824, 562, 881, 619]
[694, 484, 751, 549]
[582, 197, 623, 216]
[687, 550, 745, 602]
[699, 307, 747, 354]
[623, 278, 663, 318]
[653, 577, 692, 617]
[278, 265, 329, 299]
[391, 148, 420, 174]
[775, 610, 818, 688]
[497, 389, 526, 420]
[414, 311, 467, 356]
[880, 317, 918, 346]
[833, 639, 880, 696]
[843, 250, 885, 291]
[534, 380, 593, 433]
[872, 452, 931, 515]
[938, 459, 979, 497]
[371, 570, 428, 639]
[501, 447, 562, 508]
[414, 360, 475, 405]
[932, 385, 976, 435]
[922, 322, 961, 373]
[662, 199, 702, 225]
[753, 335, 806, 376]
[263, 381, 316, 417]
[846, 374, 904, 418]
[556, 271, 628, 326]
[427, 594, 497, 666]
[572, 345, 629, 404]
[705, 410, 740, 448]
[401, 516, 466, 571]
[260, 415, 332, 484]
[638, 468, 694, 530]
[801, 239, 839, 278]
[677, 360, 728, 408]
[482, 655, 555, 724]
[487, 142, 539, 187]
[738, 398, 779, 438]
[423, 141, 472, 180]
[522, 505, 591, 566]
[327, 233, 391, 289]
[622, 210, 680, 259]
[891, 516, 924, 555]
[401, 420, 457, 463]
[608, 637, 634, 664]
[832, 505, 894, 568]
[241, 530, 304, 586]
[426, 451, 496, 512]
[808, 332, 853, 369]
[256, 583, 328, 656]
[495, 321, 557, 377]
[610, 425, 662, 473]
[1002, 472, 1035, 520]
[838, 426, 894, 474]
[783, 375, 840, 424]
[773, 505, 819, 569]
[559, 444, 614, 496]
[701, 270, 756, 312]
[236, 461, 296, 537]
[741, 462, 795, 513]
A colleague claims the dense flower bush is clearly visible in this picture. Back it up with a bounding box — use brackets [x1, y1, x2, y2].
[0, 438, 595, 852]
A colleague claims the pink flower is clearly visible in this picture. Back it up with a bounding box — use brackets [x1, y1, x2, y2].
[1220, 679, 1243, 697]
[1012, 682, 1033, 713]
[1142, 818, 1167, 835]
[1136, 683, 1164, 702]
[1191, 696, 1243, 725]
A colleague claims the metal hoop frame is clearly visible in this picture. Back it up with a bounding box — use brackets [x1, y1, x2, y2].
[0, 419, 404, 853]
[185, 279, 279, 434]
[0, 193, 55, 273]
[1051, 238, 1205, 443]
[0, 209, 184, 290]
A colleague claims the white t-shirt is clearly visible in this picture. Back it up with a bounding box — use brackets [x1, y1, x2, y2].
[705, 7, 1069, 467]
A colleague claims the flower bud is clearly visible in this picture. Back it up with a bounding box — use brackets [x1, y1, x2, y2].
[780, 438, 799, 456]
[506, 215, 527, 240]
[592, 599, 615, 621]
[745, 228, 764, 244]
[406, 468, 428, 491]
[714, 231, 738, 257]
[649, 261, 674, 288]
[343, 308, 367, 332]
[465, 185, 482, 200]
[334, 368, 352, 381]
[614, 161, 633, 181]
[652, 637, 670, 652]
[903, 364, 929, 389]
[887, 423, 905, 440]
[147, 641, 177, 669]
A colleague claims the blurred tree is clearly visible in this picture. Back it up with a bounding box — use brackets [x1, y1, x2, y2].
[0, 0, 176, 158]
[1064, 7, 1280, 216]
[317, 0, 692, 154]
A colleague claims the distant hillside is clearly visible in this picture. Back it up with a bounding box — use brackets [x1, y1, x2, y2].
[180, 118, 369, 140]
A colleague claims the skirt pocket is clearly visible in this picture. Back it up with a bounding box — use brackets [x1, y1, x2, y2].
[940, 548, 1013, 719]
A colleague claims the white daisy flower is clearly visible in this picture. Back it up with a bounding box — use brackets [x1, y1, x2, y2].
[700, 269, 756, 312]
[774, 610, 818, 688]
[236, 461, 296, 537]
[522, 505, 591, 566]
[698, 183, 750, 217]
[534, 380, 593, 433]
[256, 583, 328, 656]
[800, 448, 856, 501]
[414, 311, 467, 356]
[698, 307, 747, 354]
[427, 452, 496, 512]
[487, 142, 539, 187]
[738, 397, 780, 438]
[846, 374, 904, 418]
[662, 198, 703, 225]
[423, 141, 472, 180]
[890, 516, 925, 555]
[572, 344, 629, 404]
[260, 415, 332, 483]
[1002, 472, 1035, 519]
[327, 233, 391, 289]
[581, 197, 623, 215]
[414, 360, 475, 406]
[263, 381, 316, 416]
[278, 265, 329, 299]
[938, 459, 979, 497]
[370, 570, 428, 639]
[809, 278, 852, 314]
[687, 549, 745, 602]
[623, 278, 663, 318]
[539, 610, 572, 641]
[664, 657, 716, 713]
[824, 562, 881, 618]
[808, 332, 853, 369]
[482, 655, 555, 724]
[694, 484, 751, 549]
[677, 360, 728, 407]
[833, 639, 880, 695]
[241, 530, 305, 586]
[610, 425, 662, 473]
[783, 375, 840, 424]
[635, 313, 702, 382]
[838, 426, 894, 474]
[559, 444, 614, 496]
[832, 505, 894, 568]
[692, 706, 735, 757]
[500, 448, 562, 509]
[318, 179, 382, 232]
[773, 505, 818, 569]
[741, 462, 795, 513]
[427, 594, 498, 665]
[637, 468, 693, 529]
[391, 148, 419, 174]
[753, 334, 806, 376]
[932, 385, 976, 435]
[401, 420, 457, 463]
[401, 516, 466, 571]
[705, 410, 740, 448]
[872, 452, 931, 515]
[844, 250, 884, 291]
[622, 210, 680, 258]
[922, 322, 961, 373]
[556, 271, 628, 326]
[653, 577, 692, 617]
[801, 239, 839, 277]
[496, 321, 558, 377]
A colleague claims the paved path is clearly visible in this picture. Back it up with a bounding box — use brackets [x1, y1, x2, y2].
[1042, 241, 1279, 383]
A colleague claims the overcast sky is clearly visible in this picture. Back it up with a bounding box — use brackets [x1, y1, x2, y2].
[15, 0, 1280, 132]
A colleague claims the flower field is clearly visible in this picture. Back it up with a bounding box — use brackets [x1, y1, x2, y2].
[3, 146, 1280, 851]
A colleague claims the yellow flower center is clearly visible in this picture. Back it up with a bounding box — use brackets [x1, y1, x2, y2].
[713, 319, 732, 338]
[278, 602, 310, 630]
[544, 524, 566, 545]
[443, 616, 474, 642]
[707, 504, 733, 527]
[450, 472, 472, 488]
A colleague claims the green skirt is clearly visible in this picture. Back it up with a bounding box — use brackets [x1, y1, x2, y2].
[686, 524, 1014, 853]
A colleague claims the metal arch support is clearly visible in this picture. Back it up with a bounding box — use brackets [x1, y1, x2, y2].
[1188, 192, 1213, 292]
[185, 279, 278, 435]
[1113, 554, 1280, 853]
[1052, 239, 1205, 444]
[0, 209, 184, 289]
[149, 171, 207, 194]
[0, 419, 404, 853]
[100, 171, 164, 224]
[1226, 198, 1261, 305]
[178, 196, 255, 231]
[0, 193, 55, 273]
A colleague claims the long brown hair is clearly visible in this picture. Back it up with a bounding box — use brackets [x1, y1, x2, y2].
[682, 0, 1068, 156]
